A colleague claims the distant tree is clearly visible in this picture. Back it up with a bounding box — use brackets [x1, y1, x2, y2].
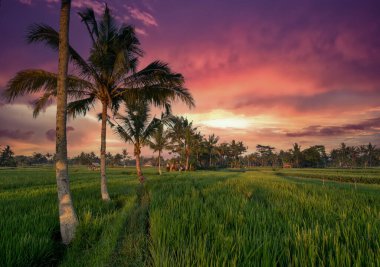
[256, 144, 275, 167]
[191, 131, 205, 169]
[291, 143, 302, 168]
[148, 118, 171, 174]
[15, 155, 32, 166]
[278, 150, 292, 167]
[205, 134, 219, 168]
[168, 117, 198, 171]
[0, 145, 17, 167]
[230, 140, 247, 168]
[45, 152, 53, 163]
[105, 152, 114, 166]
[302, 145, 327, 168]
[113, 153, 123, 166]
[216, 142, 230, 168]
[360, 143, 377, 168]
[70, 151, 99, 165]
[121, 149, 131, 167]
[31, 153, 48, 164]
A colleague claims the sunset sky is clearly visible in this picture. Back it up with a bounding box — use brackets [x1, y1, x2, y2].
[0, 0, 380, 157]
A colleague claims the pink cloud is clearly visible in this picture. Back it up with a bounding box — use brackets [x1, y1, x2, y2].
[127, 6, 158, 27]
[19, 0, 32, 5]
[286, 117, 380, 137]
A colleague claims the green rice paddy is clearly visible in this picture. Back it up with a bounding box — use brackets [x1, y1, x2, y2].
[0, 167, 379, 266]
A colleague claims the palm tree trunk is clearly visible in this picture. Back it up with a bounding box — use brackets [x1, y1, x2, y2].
[158, 150, 162, 175]
[56, 0, 77, 245]
[209, 152, 212, 168]
[134, 143, 144, 183]
[100, 101, 110, 201]
[135, 155, 142, 176]
[185, 152, 190, 171]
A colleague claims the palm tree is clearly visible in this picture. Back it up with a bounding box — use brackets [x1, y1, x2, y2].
[291, 143, 302, 168]
[205, 134, 219, 168]
[4, 6, 194, 200]
[191, 131, 204, 169]
[231, 140, 247, 168]
[56, 0, 77, 245]
[111, 100, 161, 183]
[366, 143, 376, 167]
[168, 117, 197, 171]
[122, 149, 130, 167]
[148, 115, 172, 175]
[338, 143, 348, 168]
[217, 142, 230, 168]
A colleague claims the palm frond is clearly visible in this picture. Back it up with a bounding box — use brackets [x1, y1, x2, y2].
[124, 85, 194, 109]
[123, 61, 182, 88]
[117, 25, 143, 58]
[98, 4, 117, 44]
[4, 69, 93, 103]
[31, 91, 55, 118]
[4, 69, 57, 101]
[78, 8, 99, 43]
[120, 61, 195, 108]
[114, 125, 134, 143]
[67, 96, 96, 118]
[142, 117, 161, 141]
[27, 24, 96, 79]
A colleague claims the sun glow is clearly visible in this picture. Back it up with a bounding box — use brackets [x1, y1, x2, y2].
[184, 109, 284, 131]
[201, 117, 251, 129]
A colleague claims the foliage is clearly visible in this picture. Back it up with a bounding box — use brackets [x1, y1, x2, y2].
[0, 145, 16, 167]
[245, 142, 380, 168]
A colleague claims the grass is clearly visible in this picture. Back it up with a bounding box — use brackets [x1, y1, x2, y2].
[275, 167, 380, 184]
[0, 167, 379, 266]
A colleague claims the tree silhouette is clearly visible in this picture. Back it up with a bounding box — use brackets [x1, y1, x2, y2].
[5, 5, 194, 200]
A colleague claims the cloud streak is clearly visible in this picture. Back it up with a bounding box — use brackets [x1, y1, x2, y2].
[0, 129, 34, 140]
[127, 6, 158, 27]
[286, 117, 380, 137]
[46, 126, 75, 141]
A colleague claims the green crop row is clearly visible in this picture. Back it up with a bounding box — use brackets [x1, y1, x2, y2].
[0, 167, 379, 266]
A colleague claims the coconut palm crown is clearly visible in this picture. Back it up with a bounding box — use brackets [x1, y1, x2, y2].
[147, 112, 174, 174]
[4, 5, 194, 200]
[110, 99, 161, 183]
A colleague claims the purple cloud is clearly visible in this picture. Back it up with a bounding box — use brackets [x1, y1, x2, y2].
[234, 89, 380, 115]
[286, 117, 380, 137]
[46, 126, 75, 141]
[0, 129, 34, 140]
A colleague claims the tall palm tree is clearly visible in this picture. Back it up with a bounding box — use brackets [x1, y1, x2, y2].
[111, 99, 161, 183]
[56, 0, 77, 245]
[148, 115, 172, 175]
[4, 6, 194, 200]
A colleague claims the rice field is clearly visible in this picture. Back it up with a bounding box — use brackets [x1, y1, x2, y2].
[0, 167, 379, 266]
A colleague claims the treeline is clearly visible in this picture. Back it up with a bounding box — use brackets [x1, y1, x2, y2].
[2, 141, 379, 169]
[244, 143, 380, 168]
[0, 146, 54, 167]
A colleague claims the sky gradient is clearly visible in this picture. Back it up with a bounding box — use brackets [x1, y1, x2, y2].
[0, 0, 380, 156]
